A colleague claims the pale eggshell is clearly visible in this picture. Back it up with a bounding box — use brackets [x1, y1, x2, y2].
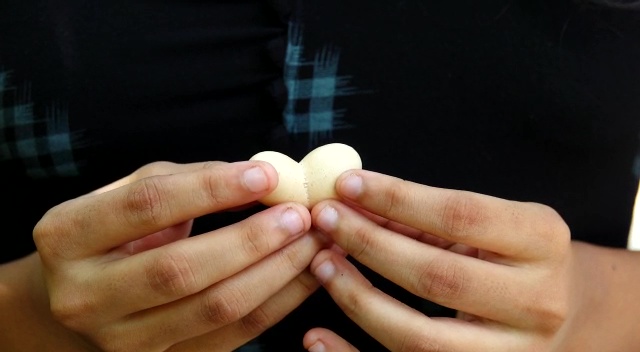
[249, 143, 362, 208]
[249, 150, 307, 206]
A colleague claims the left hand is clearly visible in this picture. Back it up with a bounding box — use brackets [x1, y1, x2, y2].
[28, 161, 327, 352]
[305, 169, 574, 351]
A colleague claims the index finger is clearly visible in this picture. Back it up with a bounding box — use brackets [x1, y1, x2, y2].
[89, 161, 227, 195]
[334, 170, 569, 259]
[34, 161, 278, 258]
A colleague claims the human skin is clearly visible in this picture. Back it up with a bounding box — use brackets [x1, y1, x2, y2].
[304, 170, 640, 351]
[0, 161, 331, 352]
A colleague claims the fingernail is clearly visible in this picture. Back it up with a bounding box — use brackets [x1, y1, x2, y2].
[281, 208, 305, 235]
[314, 259, 336, 284]
[317, 206, 338, 231]
[243, 167, 269, 193]
[340, 174, 363, 199]
[308, 341, 326, 352]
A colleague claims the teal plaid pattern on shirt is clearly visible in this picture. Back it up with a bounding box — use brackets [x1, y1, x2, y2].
[0, 69, 83, 178]
[283, 23, 362, 146]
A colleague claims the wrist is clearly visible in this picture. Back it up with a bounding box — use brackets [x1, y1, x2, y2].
[553, 241, 640, 351]
[0, 253, 92, 351]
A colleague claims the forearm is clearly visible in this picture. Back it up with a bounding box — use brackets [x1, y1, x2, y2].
[0, 253, 91, 352]
[555, 241, 640, 351]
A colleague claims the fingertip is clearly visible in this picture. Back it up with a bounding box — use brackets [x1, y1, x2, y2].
[277, 202, 312, 235]
[310, 200, 331, 218]
[303, 329, 322, 351]
[242, 161, 279, 193]
[310, 249, 340, 285]
[336, 171, 363, 200]
[313, 204, 339, 233]
[303, 328, 329, 352]
[304, 328, 359, 352]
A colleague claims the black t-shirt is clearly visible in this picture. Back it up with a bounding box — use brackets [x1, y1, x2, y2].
[2, 1, 639, 351]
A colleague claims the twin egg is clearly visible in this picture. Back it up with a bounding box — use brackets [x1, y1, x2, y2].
[249, 143, 362, 208]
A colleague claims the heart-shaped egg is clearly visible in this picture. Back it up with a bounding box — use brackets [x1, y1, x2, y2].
[249, 143, 362, 208]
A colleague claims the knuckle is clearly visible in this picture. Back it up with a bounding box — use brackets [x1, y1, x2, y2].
[381, 181, 409, 217]
[240, 223, 272, 258]
[417, 258, 465, 302]
[239, 306, 275, 336]
[341, 281, 375, 318]
[49, 292, 95, 333]
[32, 208, 65, 257]
[200, 289, 244, 327]
[526, 291, 568, 333]
[529, 203, 572, 252]
[124, 177, 167, 227]
[146, 250, 198, 297]
[277, 244, 309, 273]
[346, 224, 377, 259]
[32, 207, 58, 243]
[202, 169, 231, 207]
[297, 271, 321, 294]
[532, 305, 567, 333]
[32, 202, 82, 259]
[440, 192, 484, 239]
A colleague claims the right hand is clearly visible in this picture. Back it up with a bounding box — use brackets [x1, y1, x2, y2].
[33, 161, 327, 351]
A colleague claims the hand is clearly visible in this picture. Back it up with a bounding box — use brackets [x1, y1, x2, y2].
[32, 161, 328, 352]
[305, 169, 577, 351]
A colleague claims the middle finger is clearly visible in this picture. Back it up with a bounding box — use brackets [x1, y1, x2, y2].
[335, 170, 563, 259]
[91, 203, 310, 320]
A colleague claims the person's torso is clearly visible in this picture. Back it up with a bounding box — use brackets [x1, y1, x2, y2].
[2, 1, 640, 350]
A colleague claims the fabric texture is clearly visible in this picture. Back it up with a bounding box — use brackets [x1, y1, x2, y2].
[0, 71, 82, 178]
